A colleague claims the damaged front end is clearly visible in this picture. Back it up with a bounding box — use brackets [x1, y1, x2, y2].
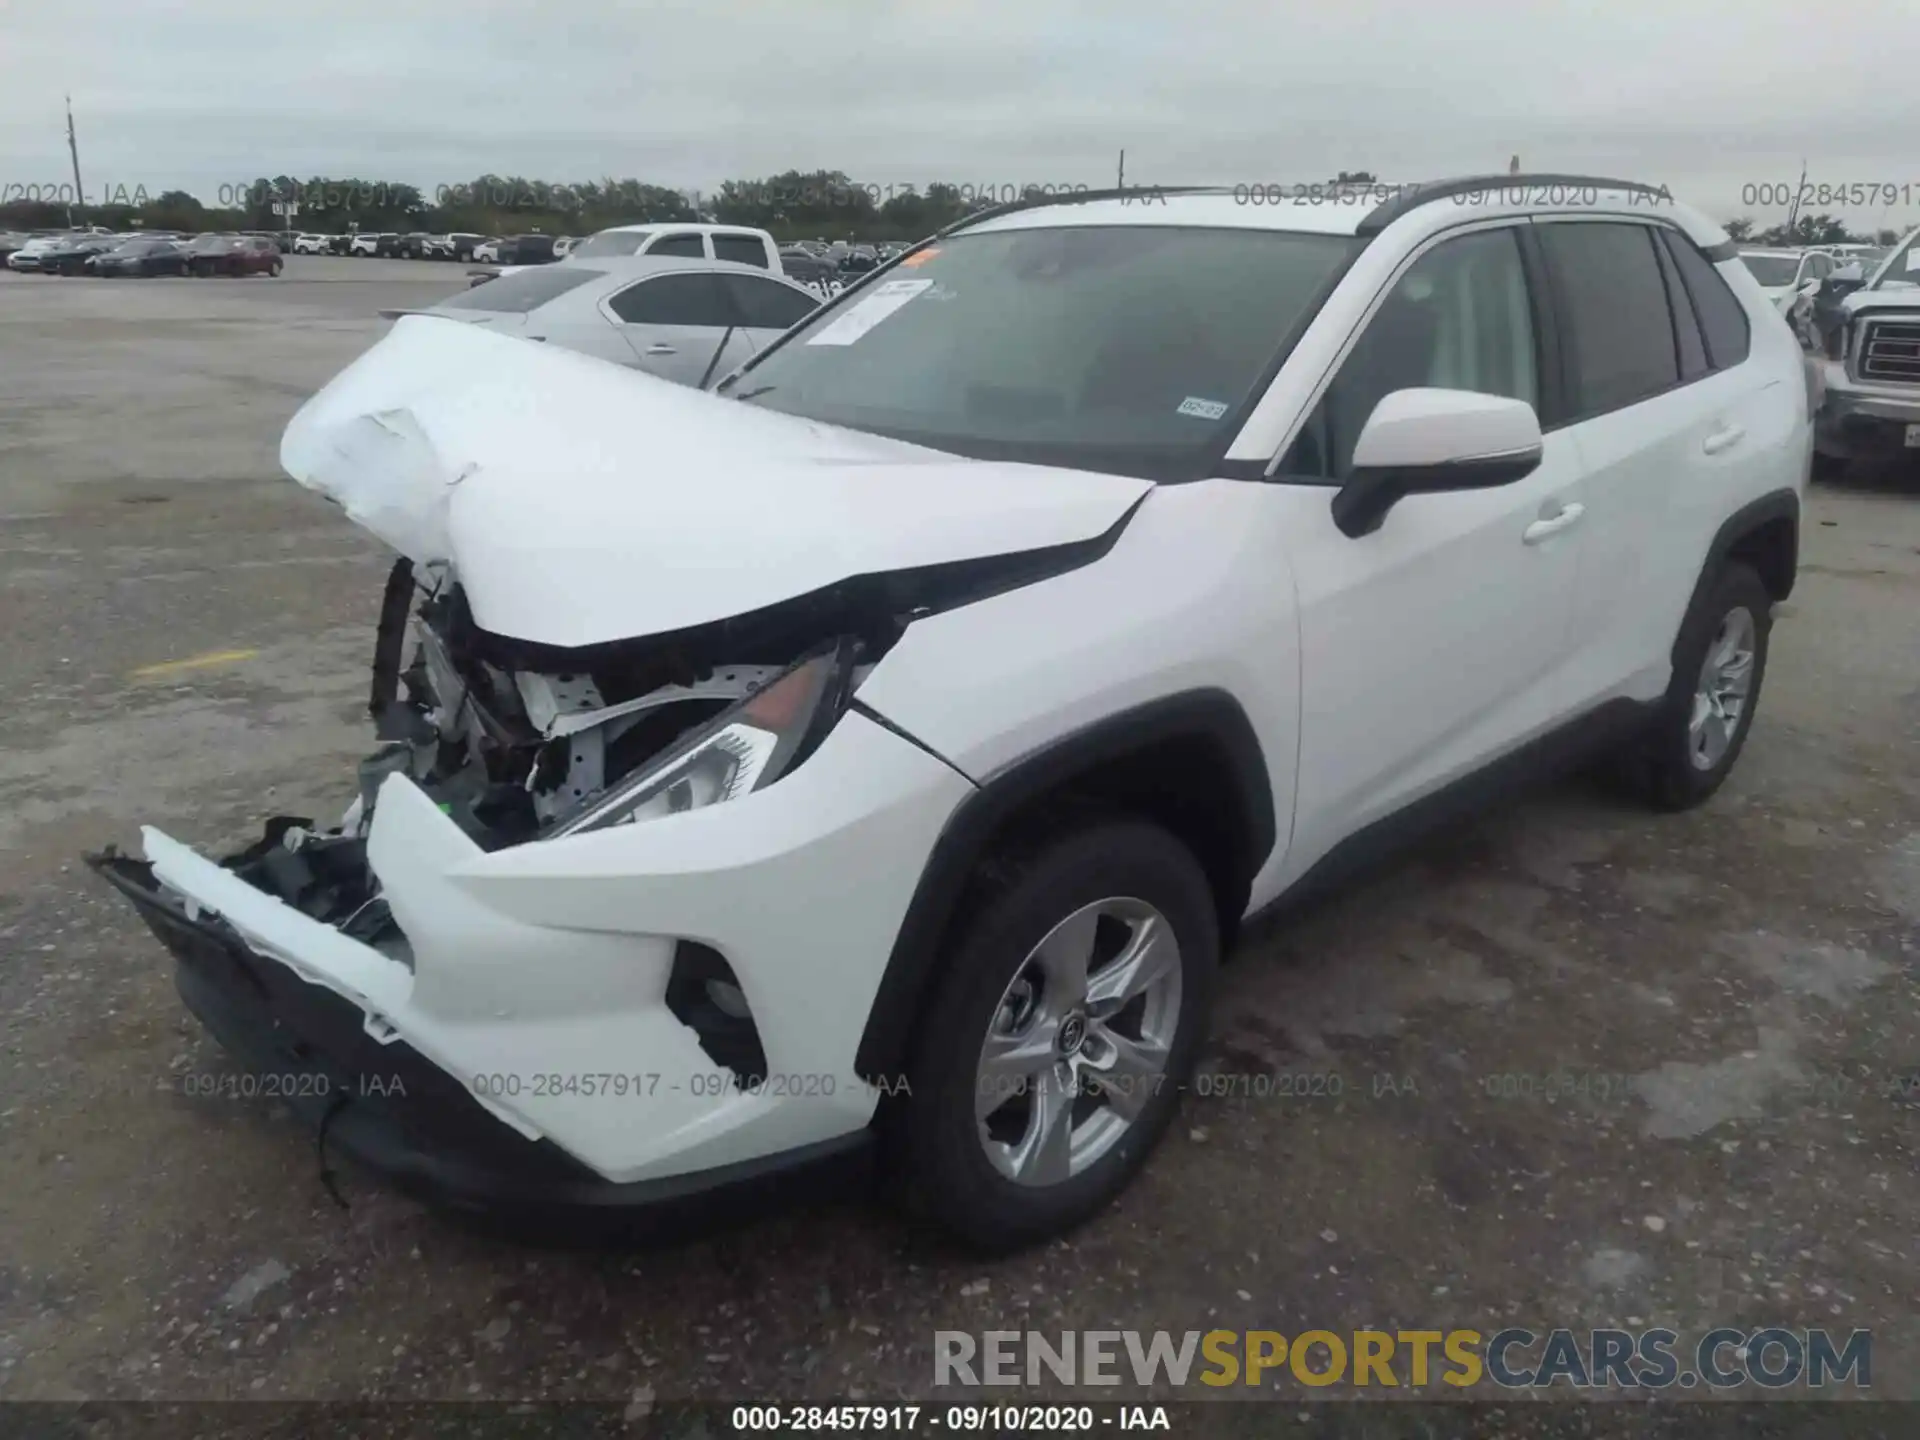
[85, 548, 1032, 1233]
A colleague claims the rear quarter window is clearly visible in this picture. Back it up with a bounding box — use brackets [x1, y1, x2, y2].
[1660, 231, 1752, 371]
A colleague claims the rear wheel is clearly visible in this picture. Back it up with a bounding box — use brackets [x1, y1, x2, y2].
[893, 818, 1218, 1252]
[1617, 562, 1772, 810]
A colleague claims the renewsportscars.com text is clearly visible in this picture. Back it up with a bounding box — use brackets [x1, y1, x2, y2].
[934, 1327, 1871, 1390]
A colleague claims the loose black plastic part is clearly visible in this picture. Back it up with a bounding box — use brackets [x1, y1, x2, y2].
[1356, 174, 1681, 236]
[853, 688, 1274, 1083]
[86, 851, 870, 1242]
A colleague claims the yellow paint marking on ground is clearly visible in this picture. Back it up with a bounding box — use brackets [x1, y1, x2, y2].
[129, 648, 259, 680]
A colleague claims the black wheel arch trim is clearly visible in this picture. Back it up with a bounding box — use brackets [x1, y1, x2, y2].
[854, 688, 1275, 1082]
[1673, 488, 1799, 667]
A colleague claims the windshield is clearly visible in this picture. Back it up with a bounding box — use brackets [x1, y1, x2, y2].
[1739, 253, 1799, 287]
[570, 229, 653, 259]
[1869, 232, 1920, 289]
[729, 225, 1358, 481]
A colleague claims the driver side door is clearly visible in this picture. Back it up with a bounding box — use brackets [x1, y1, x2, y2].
[1270, 221, 1589, 863]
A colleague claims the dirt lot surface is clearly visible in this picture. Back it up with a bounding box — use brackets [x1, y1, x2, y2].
[1, 259, 1916, 1417]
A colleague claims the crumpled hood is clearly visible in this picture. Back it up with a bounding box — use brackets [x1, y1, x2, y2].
[281, 316, 1152, 649]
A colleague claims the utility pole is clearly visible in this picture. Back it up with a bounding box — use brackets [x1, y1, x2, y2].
[1117, 149, 1125, 190]
[65, 95, 87, 225]
[1784, 156, 1807, 238]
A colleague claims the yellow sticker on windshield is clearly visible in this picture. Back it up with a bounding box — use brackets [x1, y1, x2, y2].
[899, 248, 941, 267]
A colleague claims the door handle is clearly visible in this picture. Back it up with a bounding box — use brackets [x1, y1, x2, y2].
[1702, 424, 1745, 456]
[644, 344, 676, 355]
[1522, 502, 1586, 545]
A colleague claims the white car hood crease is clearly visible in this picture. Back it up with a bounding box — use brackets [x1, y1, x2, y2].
[282, 316, 1153, 649]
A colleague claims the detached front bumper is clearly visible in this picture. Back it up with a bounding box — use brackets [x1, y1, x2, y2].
[90, 709, 974, 1236]
[90, 850, 870, 1239]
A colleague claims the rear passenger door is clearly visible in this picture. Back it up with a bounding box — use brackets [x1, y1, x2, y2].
[602, 271, 753, 385]
[1541, 219, 1779, 710]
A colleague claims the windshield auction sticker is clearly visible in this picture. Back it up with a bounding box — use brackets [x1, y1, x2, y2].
[805, 278, 934, 346]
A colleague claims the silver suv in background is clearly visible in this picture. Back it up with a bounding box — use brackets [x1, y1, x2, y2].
[1811, 227, 1920, 474]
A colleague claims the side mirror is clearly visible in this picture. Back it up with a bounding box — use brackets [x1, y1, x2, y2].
[1331, 388, 1544, 539]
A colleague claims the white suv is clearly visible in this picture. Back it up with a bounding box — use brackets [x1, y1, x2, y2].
[93, 177, 1809, 1252]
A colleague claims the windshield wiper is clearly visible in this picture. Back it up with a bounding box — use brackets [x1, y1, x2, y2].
[731, 385, 778, 401]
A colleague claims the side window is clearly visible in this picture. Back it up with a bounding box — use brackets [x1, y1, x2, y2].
[1537, 222, 1680, 418]
[1658, 231, 1752, 371]
[1651, 232, 1709, 382]
[713, 234, 770, 269]
[1279, 227, 1539, 482]
[722, 275, 819, 330]
[1807, 252, 1831, 282]
[648, 233, 706, 259]
[607, 273, 731, 327]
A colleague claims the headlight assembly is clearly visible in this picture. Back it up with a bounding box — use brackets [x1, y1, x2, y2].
[548, 641, 855, 837]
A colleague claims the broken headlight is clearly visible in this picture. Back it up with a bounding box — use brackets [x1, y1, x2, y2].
[548, 645, 853, 837]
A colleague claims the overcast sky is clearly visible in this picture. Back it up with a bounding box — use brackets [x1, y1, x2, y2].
[5, 0, 1920, 229]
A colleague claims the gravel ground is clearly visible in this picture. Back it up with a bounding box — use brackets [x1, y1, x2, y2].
[1, 260, 1916, 1416]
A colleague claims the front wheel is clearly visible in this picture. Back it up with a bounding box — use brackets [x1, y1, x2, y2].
[1619, 562, 1772, 810]
[893, 818, 1218, 1252]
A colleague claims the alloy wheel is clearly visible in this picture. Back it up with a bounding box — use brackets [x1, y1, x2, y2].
[1689, 605, 1756, 771]
[974, 897, 1182, 1187]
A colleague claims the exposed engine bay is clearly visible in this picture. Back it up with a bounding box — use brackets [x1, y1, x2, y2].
[226, 557, 896, 968]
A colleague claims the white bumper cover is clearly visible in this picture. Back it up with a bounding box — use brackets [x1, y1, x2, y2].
[143, 710, 973, 1184]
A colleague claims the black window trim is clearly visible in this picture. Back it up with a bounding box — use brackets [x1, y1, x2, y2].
[1529, 213, 1716, 428]
[721, 271, 822, 329]
[1656, 228, 1752, 373]
[1650, 224, 1710, 383]
[1258, 215, 1551, 486]
[647, 231, 710, 259]
[711, 232, 772, 269]
[603, 268, 814, 330]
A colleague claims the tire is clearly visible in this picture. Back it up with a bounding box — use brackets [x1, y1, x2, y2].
[269, 259, 283, 277]
[891, 818, 1219, 1252]
[1619, 561, 1772, 810]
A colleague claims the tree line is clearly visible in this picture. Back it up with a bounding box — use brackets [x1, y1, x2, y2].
[2, 171, 1905, 249]
[0, 170, 1088, 241]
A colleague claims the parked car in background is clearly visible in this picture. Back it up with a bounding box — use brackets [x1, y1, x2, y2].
[1738, 248, 1826, 340]
[39, 235, 122, 275]
[395, 233, 437, 260]
[291, 234, 329, 255]
[841, 245, 880, 274]
[96, 178, 1809, 1251]
[91, 239, 188, 277]
[0, 232, 37, 263]
[554, 236, 576, 257]
[7, 236, 70, 272]
[443, 233, 487, 262]
[777, 245, 845, 296]
[381, 256, 821, 385]
[327, 234, 356, 256]
[181, 234, 283, 277]
[1810, 225, 1920, 475]
[470, 237, 506, 264]
[566, 223, 784, 273]
[349, 233, 398, 258]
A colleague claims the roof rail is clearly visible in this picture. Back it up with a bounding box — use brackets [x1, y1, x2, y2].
[1357, 174, 1676, 236]
[934, 184, 1229, 240]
